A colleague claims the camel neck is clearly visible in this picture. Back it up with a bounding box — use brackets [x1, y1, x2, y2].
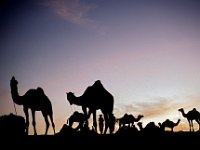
[176, 120, 180, 125]
[72, 96, 84, 106]
[10, 84, 23, 105]
[180, 110, 187, 118]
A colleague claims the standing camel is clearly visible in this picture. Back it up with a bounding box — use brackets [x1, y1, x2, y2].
[116, 113, 144, 128]
[66, 80, 114, 134]
[10, 76, 55, 135]
[178, 108, 200, 132]
[158, 119, 181, 132]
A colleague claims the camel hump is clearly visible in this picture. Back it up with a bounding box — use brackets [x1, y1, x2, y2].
[84, 80, 105, 95]
[94, 80, 101, 85]
[37, 87, 45, 94]
[92, 80, 104, 89]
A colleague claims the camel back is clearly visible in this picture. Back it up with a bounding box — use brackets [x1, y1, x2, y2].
[80, 80, 114, 114]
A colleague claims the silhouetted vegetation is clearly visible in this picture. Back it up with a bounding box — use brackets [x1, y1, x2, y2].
[0, 113, 25, 137]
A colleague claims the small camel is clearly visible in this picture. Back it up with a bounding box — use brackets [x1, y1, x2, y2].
[158, 119, 181, 132]
[178, 108, 200, 132]
[67, 111, 88, 130]
[137, 121, 160, 133]
[116, 113, 144, 128]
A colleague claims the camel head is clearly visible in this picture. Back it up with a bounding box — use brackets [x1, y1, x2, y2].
[178, 108, 184, 112]
[10, 76, 18, 86]
[137, 114, 144, 121]
[177, 119, 181, 124]
[138, 114, 144, 118]
[66, 92, 75, 105]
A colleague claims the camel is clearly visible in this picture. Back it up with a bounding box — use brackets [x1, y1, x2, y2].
[137, 121, 160, 133]
[116, 113, 144, 128]
[10, 76, 55, 135]
[66, 80, 114, 134]
[67, 111, 88, 131]
[178, 108, 200, 132]
[158, 119, 181, 132]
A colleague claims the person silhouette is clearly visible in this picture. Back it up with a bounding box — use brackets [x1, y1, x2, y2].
[98, 114, 104, 134]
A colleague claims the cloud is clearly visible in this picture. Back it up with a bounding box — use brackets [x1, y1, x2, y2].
[41, 0, 99, 30]
[114, 97, 180, 119]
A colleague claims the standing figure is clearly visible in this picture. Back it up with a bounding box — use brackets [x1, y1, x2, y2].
[98, 114, 104, 134]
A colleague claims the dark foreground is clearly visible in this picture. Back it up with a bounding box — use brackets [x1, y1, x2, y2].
[1, 126, 200, 149]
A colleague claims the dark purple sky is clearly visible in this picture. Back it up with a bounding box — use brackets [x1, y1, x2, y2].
[1, 0, 200, 134]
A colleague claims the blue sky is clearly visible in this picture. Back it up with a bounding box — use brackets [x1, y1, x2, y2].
[1, 0, 200, 134]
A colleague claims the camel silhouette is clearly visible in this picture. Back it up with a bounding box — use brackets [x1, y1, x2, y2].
[10, 76, 55, 135]
[67, 111, 88, 131]
[116, 113, 143, 128]
[178, 108, 200, 132]
[137, 121, 160, 134]
[158, 119, 181, 132]
[66, 80, 114, 134]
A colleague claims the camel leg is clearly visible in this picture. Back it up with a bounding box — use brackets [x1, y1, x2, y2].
[31, 110, 37, 135]
[69, 120, 73, 127]
[92, 111, 97, 132]
[49, 114, 55, 134]
[42, 113, 50, 135]
[188, 121, 191, 132]
[195, 120, 200, 131]
[198, 120, 200, 131]
[191, 121, 194, 132]
[76, 121, 84, 131]
[189, 120, 194, 132]
[103, 114, 109, 134]
[23, 107, 29, 135]
[82, 106, 87, 115]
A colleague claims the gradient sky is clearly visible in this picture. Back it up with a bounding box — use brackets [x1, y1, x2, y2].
[1, 0, 200, 134]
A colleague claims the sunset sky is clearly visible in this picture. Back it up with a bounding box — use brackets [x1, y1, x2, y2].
[1, 0, 200, 134]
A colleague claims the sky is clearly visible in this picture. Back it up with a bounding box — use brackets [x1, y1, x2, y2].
[1, 0, 200, 134]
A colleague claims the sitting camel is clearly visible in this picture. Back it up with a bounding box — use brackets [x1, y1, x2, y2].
[67, 111, 88, 131]
[158, 119, 181, 132]
[116, 113, 144, 128]
[137, 121, 160, 134]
